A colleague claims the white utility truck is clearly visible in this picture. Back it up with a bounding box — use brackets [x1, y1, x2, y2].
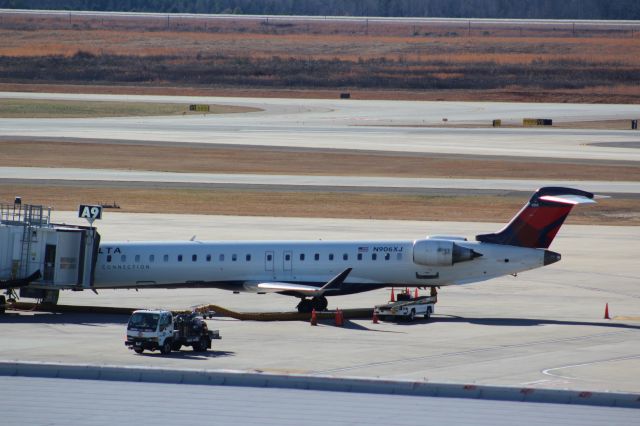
[125, 310, 221, 354]
[374, 290, 437, 322]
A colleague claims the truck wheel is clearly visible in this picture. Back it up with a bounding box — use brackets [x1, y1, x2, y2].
[408, 310, 415, 322]
[0, 295, 5, 314]
[424, 308, 432, 320]
[171, 342, 182, 351]
[160, 340, 172, 355]
[134, 347, 144, 354]
[195, 336, 208, 352]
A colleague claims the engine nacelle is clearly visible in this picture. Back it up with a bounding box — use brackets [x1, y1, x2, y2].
[413, 239, 482, 266]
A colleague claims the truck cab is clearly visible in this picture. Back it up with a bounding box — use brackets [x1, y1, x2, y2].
[126, 310, 174, 354]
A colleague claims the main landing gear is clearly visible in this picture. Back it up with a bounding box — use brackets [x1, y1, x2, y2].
[297, 296, 328, 313]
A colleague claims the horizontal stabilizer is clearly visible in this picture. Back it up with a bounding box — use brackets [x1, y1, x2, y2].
[538, 194, 596, 205]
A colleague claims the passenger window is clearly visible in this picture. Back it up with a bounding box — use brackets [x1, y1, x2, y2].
[267, 254, 272, 261]
[106, 255, 112, 263]
[397, 253, 403, 261]
[178, 255, 183, 262]
[300, 253, 305, 261]
[357, 253, 363, 261]
[314, 253, 320, 261]
[206, 254, 211, 262]
[149, 254, 154, 262]
[246, 254, 251, 261]
[121, 255, 126, 262]
[329, 254, 334, 261]
[343, 253, 348, 261]
[163, 254, 169, 262]
[135, 255, 140, 263]
[192, 254, 197, 262]
[232, 254, 237, 262]
[372, 253, 377, 261]
[219, 254, 225, 262]
[385, 253, 390, 261]
[285, 254, 291, 261]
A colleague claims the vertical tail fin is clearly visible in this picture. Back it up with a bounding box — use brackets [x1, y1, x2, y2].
[476, 187, 595, 248]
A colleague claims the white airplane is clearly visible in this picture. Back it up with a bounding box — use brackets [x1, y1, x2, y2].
[88, 187, 595, 313]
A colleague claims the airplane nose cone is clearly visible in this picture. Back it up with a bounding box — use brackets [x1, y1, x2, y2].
[544, 250, 561, 266]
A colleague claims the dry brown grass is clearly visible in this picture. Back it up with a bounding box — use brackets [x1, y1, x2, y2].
[1, 139, 638, 181]
[1, 184, 636, 226]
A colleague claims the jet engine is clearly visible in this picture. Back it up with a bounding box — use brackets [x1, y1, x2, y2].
[413, 239, 482, 266]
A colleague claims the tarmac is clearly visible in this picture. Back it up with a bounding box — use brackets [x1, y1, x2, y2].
[1, 212, 639, 394]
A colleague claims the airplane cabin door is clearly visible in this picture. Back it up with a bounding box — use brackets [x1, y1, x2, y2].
[283, 250, 292, 272]
[265, 251, 274, 272]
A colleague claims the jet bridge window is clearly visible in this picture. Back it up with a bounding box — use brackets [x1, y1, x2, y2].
[192, 254, 197, 262]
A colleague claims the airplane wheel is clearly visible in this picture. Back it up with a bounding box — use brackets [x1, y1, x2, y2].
[312, 296, 328, 311]
[297, 299, 313, 313]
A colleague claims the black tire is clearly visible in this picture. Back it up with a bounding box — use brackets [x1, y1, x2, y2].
[312, 296, 328, 311]
[297, 299, 313, 313]
[160, 340, 172, 355]
[408, 309, 415, 322]
[171, 342, 182, 351]
[134, 347, 144, 354]
[424, 308, 432, 320]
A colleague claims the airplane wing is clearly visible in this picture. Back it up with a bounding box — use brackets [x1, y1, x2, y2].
[255, 268, 352, 297]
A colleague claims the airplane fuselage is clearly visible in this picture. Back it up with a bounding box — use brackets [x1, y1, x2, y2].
[93, 239, 550, 295]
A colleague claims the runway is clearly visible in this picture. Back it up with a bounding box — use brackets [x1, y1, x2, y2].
[2, 166, 638, 195]
[2, 92, 640, 162]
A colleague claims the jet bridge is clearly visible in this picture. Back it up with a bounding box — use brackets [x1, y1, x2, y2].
[0, 201, 100, 304]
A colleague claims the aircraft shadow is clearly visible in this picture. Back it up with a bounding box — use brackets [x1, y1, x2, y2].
[0, 312, 128, 325]
[430, 315, 640, 330]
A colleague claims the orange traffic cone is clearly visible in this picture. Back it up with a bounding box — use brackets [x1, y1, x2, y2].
[372, 310, 379, 324]
[310, 308, 318, 326]
[604, 303, 610, 320]
[414, 288, 419, 298]
[390, 287, 395, 302]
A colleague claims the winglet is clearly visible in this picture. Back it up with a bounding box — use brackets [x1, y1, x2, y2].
[320, 268, 352, 292]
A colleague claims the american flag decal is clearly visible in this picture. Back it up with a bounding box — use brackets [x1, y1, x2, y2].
[358, 246, 369, 253]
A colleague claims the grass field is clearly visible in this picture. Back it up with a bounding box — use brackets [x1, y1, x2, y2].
[2, 184, 636, 226]
[0, 99, 260, 118]
[1, 13, 639, 103]
[1, 139, 638, 181]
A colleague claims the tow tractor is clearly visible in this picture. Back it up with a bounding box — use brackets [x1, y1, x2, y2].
[374, 288, 438, 322]
[125, 310, 221, 354]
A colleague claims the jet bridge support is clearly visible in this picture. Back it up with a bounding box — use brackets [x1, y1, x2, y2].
[0, 201, 100, 306]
